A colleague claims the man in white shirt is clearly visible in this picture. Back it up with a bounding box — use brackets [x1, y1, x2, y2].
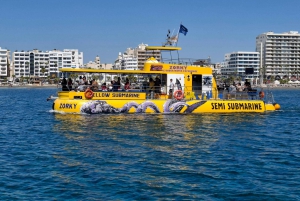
[78, 76, 84, 85]
[169, 79, 175, 98]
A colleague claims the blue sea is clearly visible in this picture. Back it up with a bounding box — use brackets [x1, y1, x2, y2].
[0, 87, 299, 200]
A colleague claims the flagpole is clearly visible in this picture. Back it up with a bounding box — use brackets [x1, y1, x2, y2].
[175, 23, 181, 47]
[176, 23, 181, 63]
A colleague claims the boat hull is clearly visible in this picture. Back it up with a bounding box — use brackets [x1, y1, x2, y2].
[53, 98, 277, 114]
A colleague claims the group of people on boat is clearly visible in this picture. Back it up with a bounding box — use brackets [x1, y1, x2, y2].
[60, 74, 184, 100]
[61, 77, 74, 91]
[61, 75, 133, 92]
[222, 80, 254, 94]
[61, 76, 98, 92]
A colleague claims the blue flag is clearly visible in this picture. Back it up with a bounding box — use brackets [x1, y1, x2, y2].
[179, 24, 188, 35]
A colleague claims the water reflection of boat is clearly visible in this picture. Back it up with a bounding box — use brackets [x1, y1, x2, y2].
[48, 45, 280, 114]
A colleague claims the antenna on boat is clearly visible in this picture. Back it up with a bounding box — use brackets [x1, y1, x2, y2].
[163, 29, 177, 47]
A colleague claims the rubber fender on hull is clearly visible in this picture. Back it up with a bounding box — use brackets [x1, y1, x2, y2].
[52, 103, 55, 110]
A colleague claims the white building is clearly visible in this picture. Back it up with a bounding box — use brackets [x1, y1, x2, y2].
[12, 49, 83, 78]
[221, 52, 260, 80]
[256, 31, 300, 79]
[84, 55, 112, 70]
[114, 43, 161, 70]
[114, 48, 138, 70]
[213, 63, 222, 76]
[135, 43, 160, 70]
[0, 47, 10, 79]
[121, 56, 138, 70]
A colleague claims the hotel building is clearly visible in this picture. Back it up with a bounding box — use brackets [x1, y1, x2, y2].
[135, 43, 160, 70]
[0, 47, 10, 79]
[256, 31, 300, 79]
[12, 49, 83, 78]
[114, 43, 161, 70]
[221, 52, 260, 80]
[85, 55, 112, 70]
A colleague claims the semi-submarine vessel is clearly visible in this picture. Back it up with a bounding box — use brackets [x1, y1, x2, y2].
[48, 46, 280, 114]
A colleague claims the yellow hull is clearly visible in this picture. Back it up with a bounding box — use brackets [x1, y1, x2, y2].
[53, 98, 278, 114]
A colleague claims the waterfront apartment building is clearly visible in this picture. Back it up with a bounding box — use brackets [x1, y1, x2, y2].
[221, 52, 260, 80]
[0, 47, 10, 79]
[121, 56, 138, 70]
[12, 49, 83, 78]
[114, 47, 138, 70]
[256, 31, 300, 80]
[135, 43, 160, 70]
[114, 43, 161, 70]
[85, 55, 112, 70]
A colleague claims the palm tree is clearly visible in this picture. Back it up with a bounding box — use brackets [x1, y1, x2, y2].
[52, 61, 57, 77]
[40, 67, 47, 83]
[70, 73, 77, 80]
[54, 77, 60, 84]
[270, 75, 275, 83]
[127, 74, 137, 83]
[91, 74, 99, 81]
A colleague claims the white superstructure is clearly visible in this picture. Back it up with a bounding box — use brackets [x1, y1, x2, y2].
[256, 31, 300, 79]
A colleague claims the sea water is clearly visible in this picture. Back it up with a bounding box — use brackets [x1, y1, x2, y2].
[0, 87, 299, 200]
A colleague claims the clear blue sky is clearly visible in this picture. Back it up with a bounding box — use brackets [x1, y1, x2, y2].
[1, 0, 300, 64]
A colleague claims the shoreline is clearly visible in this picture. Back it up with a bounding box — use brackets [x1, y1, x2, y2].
[1, 84, 300, 90]
[0, 84, 58, 88]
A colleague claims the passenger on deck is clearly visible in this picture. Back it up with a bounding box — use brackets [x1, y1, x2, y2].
[142, 79, 148, 92]
[109, 81, 114, 91]
[101, 83, 108, 91]
[113, 78, 120, 92]
[236, 83, 243, 92]
[154, 76, 161, 94]
[149, 78, 155, 93]
[67, 78, 73, 91]
[78, 76, 84, 85]
[243, 83, 251, 92]
[91, 79, 99, 91]
[83, 76, 88, 85]
[229, 83, 236, 93]
[117, 77, 121, 89]
[61, 77, 68, 91]
[169, 79, 175, 98]
[124, 78, 130, 91]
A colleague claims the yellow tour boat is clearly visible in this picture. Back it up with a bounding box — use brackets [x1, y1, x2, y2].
[48, 46, 280, 114]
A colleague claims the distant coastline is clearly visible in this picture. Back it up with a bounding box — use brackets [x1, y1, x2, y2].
[0, 83, 299, 90]
[0, 84, 58, 88]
